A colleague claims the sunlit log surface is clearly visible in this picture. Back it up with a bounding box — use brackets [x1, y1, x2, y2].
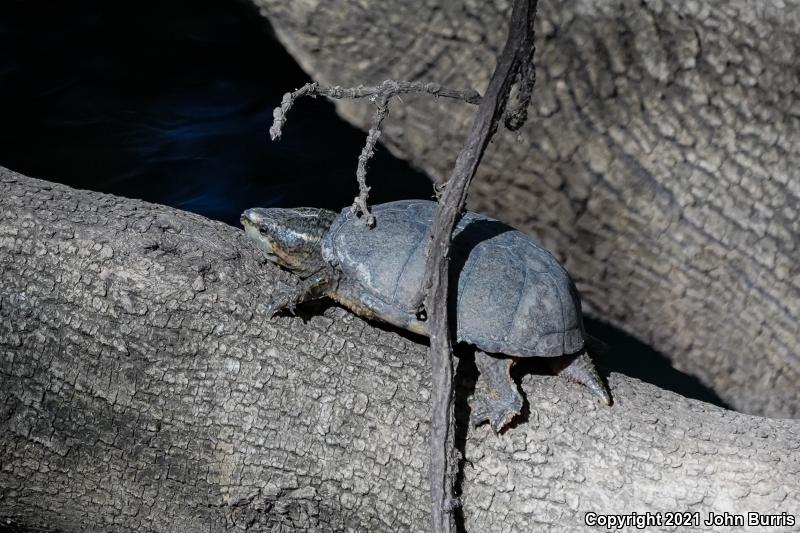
[1, 169, 798, 532]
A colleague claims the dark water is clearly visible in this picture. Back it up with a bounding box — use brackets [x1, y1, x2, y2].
[0, 0, 433, 226]
[0, 0, 728, 409]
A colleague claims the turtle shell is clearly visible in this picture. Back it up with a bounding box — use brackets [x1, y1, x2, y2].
[321, 200, 585, 357]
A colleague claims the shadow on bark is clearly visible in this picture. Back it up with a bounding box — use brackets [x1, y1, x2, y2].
[585, 317, 731, 410]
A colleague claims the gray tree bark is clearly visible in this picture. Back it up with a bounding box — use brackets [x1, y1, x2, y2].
[252, 0, 800, 419]
[2, 170, 799, 532]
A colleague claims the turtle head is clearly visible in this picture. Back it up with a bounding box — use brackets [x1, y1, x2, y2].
[241, 207, 337, 277]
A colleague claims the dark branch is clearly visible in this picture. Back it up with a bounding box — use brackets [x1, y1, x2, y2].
[418, 1, 539, 532]
[503, 37, 537, 131]
[409, 1, 537, 313]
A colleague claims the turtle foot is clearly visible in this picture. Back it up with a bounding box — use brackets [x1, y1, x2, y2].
[265, 286, 301, 317]
[552, 351, 612, 406]
[265, 270, 335, 318]
[469, 351, 523, 433]
[469, 392, 523, 433]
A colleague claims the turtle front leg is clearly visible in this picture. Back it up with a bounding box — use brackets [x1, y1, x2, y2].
[550, 351, 612, 406]
[266, 268, 335, 317]
[469, 351, 523, 433]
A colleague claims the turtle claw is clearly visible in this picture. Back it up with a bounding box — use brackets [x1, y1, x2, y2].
[552, 351, 612, 406]
[470, 351, 524, 433]
[469, 394, 522, 433]
[265, 300, 285, 318]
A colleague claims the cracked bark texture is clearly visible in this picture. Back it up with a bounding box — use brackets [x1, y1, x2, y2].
[2, 170, 800, 531]
[252, 0, 800, 419]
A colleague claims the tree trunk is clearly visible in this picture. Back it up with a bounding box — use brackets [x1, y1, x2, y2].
[252, 0, 800, 419]
[2, 170, 799, 532]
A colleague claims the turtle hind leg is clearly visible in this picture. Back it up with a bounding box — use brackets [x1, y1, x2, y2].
[469, 351, 523, 433]
[551, 351, 612, 406]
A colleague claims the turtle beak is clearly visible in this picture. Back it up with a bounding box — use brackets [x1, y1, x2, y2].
[240, 208, 262, 227]
[241, 209, 276, 255]
[240, 208, 269, 234]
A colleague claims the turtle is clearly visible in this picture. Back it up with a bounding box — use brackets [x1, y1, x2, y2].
[241, 199, 611, 432]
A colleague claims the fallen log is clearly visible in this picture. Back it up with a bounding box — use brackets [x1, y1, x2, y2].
[1, 169, 798, 531]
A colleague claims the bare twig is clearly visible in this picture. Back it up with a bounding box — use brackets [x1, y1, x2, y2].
[416, 2, 539, 532]
[269, 80, 482, 224]
[269, 80, 481, 141]
[351, 95, 390, 227]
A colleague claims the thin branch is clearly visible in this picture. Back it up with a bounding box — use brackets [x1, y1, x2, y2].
[351, 94, 390, 227]
[408, 10, 536, 312]
[269, 79, 482, 224]
[419, 1, 539, 532]
[269, 80, 481, 141]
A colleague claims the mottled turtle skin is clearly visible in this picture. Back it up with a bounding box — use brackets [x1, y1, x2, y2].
[242, 200, 611, 432]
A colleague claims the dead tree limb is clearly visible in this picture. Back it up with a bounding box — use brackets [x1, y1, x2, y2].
[269, 80, 481, 142]
[414, 1, 538, 531]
